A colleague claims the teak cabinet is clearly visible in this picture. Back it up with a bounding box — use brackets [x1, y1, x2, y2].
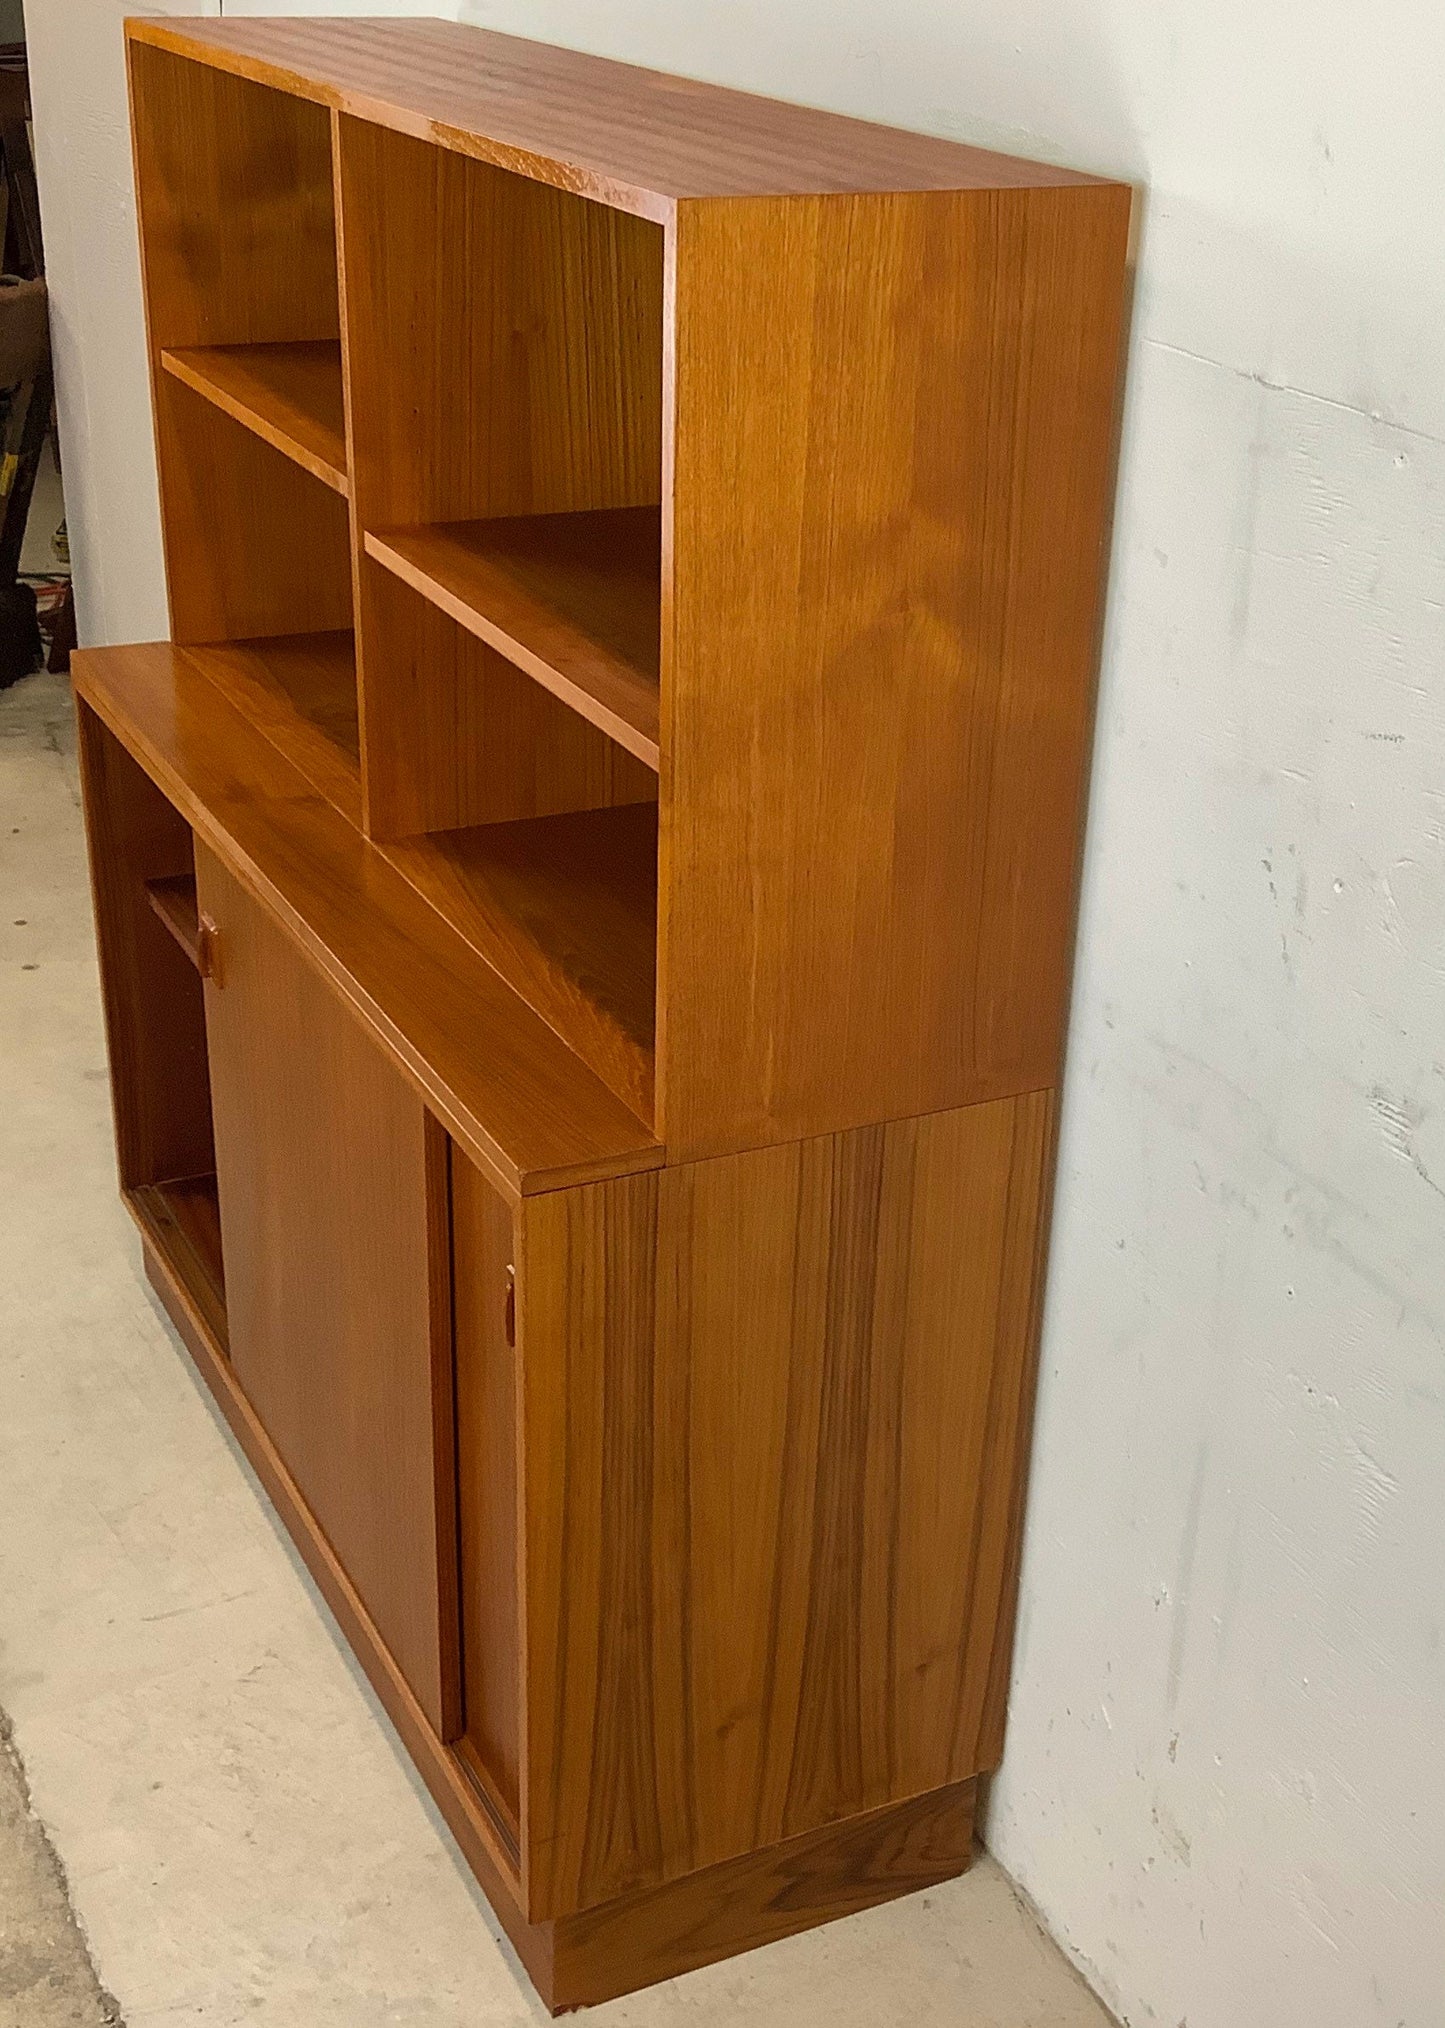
[74, 17, 1130, 2011]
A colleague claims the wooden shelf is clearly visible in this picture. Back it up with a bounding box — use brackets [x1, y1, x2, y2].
[195, 632, 361, 825]
[382, 802, 657, 1123]
[365, 510, 661, 769]
[130, 1174, 228, 1353]
[144, 870, 201, 968]
[74, 639, 661, 1199]
[161, 341, 348, 495]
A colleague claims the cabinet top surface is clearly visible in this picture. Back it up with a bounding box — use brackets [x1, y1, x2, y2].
[127, 16, 1117, 218]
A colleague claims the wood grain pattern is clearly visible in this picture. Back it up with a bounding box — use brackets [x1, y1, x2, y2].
[127, 38, 339, 350]
[129, 18, 1112, 221]
[356, 561, 653, 840]
[519, 1090, 1054, 1919]
[334, 112, 662, 836]
[161, 341, 348, 495]
[549, 1777, 976, 2009]
[521, 1164, 661, 1919]
[73, 643, 661, 1201]
[658, 184, 1130, 1159]
[144, 871, 202, 970]
[121, 1221, 988, 2014]
[365, 510, 661, 769]
[193, 631, 360, 825]
[132, 1228, 556, 2011]
[97, 30, 1132, 2009]
[75, 703, 215, 1194]
[153, 371, 354, 645]
[129, 39, 352, 650]
[130, 1176, 228, 1355]
[198, 845, 459, 1737]
[381, 803, 657, 1125]
[452, 1147, 524, 1845]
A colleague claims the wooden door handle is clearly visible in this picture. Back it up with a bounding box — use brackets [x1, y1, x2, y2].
[196, 912, 222, 983]
[504, 1264, 516, 1348]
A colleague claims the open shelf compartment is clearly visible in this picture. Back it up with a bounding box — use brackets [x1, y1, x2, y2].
[335, 113, 665, 838]
[365, 507, 660, 768]
[76, 705, 229, 1354]
[384, 801, 658, 1124]
[130, 39, 355, 654]
[161, 341, 348, 496]
[359, 564, 659, 1122]
[131, 1175, 228, 1351]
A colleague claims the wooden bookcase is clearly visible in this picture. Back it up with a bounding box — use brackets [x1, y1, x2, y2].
[74, 18, 1130, 2012]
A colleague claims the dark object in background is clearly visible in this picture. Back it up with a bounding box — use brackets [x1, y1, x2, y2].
[0, 573, 37, 683]
[0, 40, 67, 689]
[0, 270, 44, 384]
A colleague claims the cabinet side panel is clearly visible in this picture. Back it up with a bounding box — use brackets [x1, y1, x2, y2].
[660, 185, 1130, 1157]
[521, 1091, 1054, 1917]
[196, 847, 455, 1735]
[75, 702, 214, 1191]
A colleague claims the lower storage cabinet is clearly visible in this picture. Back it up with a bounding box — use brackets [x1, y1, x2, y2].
[77, 692, 1045, 2009]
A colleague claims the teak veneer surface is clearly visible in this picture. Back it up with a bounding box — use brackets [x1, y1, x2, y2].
[657, 182, 1130, 1157]
[199, 847, 460, 1736]
[336, 112, 663, 834]
[143, 869, 202, 969]
[520, 1090, 1054, 1919]
[382, 802, 657, 1125]
[76, 708, 216, 1198]
[366, 510, 661, 769]
[73, 643, 661, 1200]
[192, 630, 361, 825]
[154, 370, 355, 647]
[451, 1151, 524, 1846]
[161, 340, 348, 495]
[130, 1175, 227, 1352]
[90, 19, 1132, 2012]
[129, 17, 1112, 219]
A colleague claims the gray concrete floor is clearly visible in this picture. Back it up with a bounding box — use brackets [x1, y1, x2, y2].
[0, 665, 1117, 2028]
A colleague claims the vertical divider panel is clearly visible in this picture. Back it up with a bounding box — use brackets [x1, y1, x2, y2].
[333, 114, 664, 840]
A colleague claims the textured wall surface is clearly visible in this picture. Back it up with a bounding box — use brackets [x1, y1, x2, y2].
[24, 3, 1445, 2025]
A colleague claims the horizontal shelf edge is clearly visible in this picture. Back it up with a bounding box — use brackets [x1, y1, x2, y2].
[144, 870, 203, 970]
[161, 344, 350, 498]
[365, 522, 661, 771]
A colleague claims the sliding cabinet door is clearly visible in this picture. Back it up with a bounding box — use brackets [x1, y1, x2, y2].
[195, 845, 459, 1737]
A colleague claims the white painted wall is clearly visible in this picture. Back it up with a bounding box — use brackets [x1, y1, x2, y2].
[25, 3, 1445, 2025]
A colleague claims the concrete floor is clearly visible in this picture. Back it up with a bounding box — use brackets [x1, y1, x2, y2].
[0, 665, 1118, 2028]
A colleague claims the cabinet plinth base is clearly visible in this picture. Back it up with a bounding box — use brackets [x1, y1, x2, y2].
[138, 1227, 977, 2013]
[546, 1778, 977, 2011]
